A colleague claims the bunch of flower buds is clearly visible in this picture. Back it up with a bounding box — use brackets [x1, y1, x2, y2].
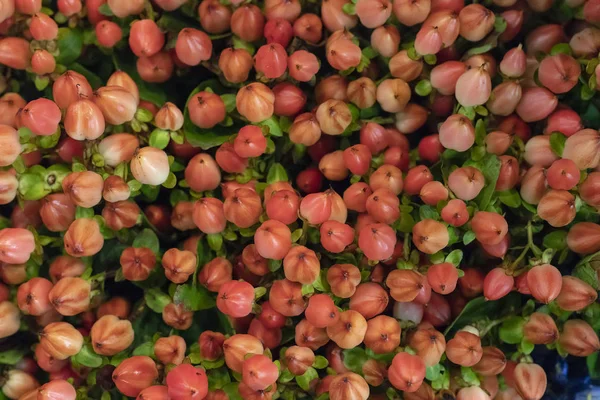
[0, 0, 600, 399]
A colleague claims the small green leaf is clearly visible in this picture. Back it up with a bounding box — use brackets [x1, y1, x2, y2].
[72, 343, 103, 368]
[173, 284, 216, 311]
[573, 263, 599, 290]
[520, 338, 535, 355]
[498, 189, 522, 208]
[0, 348, 28, 365]
[313, 355, 328, 369]
[144, 288, 172, 313]
[550, 132, 567, 156]
[460, 366, 480, 386]
[499, 316, 526, 344]
[342, 347, 368, 373]
[133, 229, 160, 254]
[415, 80, 432, 96]
[34, 75, 50, 91]
[128, 180, 143, 193]
[266, 163, 288, 184]
[76, 207, 95, 219]
[149, 129, 170, 149]
[56, 28, 83, 65]
[98, 3, 114, 16]
[445, 250, 463, 266]
[258, 116, 283, 137]
[342, 3, 356, 14]
[133, 342, 155, 357]
[463, 231, 476, 245]
[296, 367, 318, 391]
[221, 94, 237, 113]
[419, 205, 440, 220]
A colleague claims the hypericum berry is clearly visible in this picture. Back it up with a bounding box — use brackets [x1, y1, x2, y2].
[563, 128, 600, 170]
[446, 331, 483, 367]
[63, 218, 104, 258]
[90, 315, 134, 356]
[376, 78, 411, 113]
[559, 319, 600, 356]
[36, 380, 76, 400]
[386, 269, 425, 302]
[31, 49, 56, 75]
[388, 352, 426, 392]
[483, 268, 514, 301]
[254, 219, 292, 260]
[48, 277, 91, 316]
[0, 37, 31, 70]
[198, 257, 232, 292]
[39, 322, 83, 360]
[556, 275, 598, 311]
[166, 364, 208, 400]
[112, 356, 158, 397]
[523, 312, 559, 345]
[175, 28, 212, 67]
[93, 86, 137, 125]
[216, 280, 254, 318]
[409, 327, 446, 367]
[198, 0, 231, 33]
[223, 334, 264, 373]
[473, 346, 507, 376]
[514, 363, 547, 400]
[305, 293, 340, 328]
[358, 223, 397, 261]
[269, 278, 306, 316]
[17, 277, 53, 316]
[231, 4, 265, 42]
[327, 310, 367, 349]
[62, 171, 103, 208]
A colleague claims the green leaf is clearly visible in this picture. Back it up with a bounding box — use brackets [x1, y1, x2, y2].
[475, 119, 486, 145]
[98, 3, 114, 15]
[426, 364, 443, 381]
[34, 75, 50, 91]
[296, 367, 318, 391]
[444, 293, 522, 337]
[415, 80, 432, 96]
[313, 355, 328, 369]
[56, 28, 83, 65]
[145, 288, 172, 313]
[18, 173, 49, 200]
[463, 230, 476, 245]
[460, 366, 480, 386]
[221, 94, 237, 113]
[149, 129, 170, 150]
[76, 207, 95, 219]
[445, 250, 463, 266]
[498, 189, 522, 208]
[573, 263, 599, 290]
[133, 342, 155, 357]
[258, 116, 283, 137]
[222, 383, 243, 400]
[474, 154, 502, 211]
[494, 16, 507, 33]
[342, 347, 368, 374]
[550, 43, 572, 56]
[543, 230, 568, 250]
[132, 229, 160, 254]
[313, 270, 331, 292]
[419, 205, 440, 220]
[520, 338, 535, 355]
[499, 316, 526, 344]
[173, 284, 216, 311]
[0, 348, 28, 364]
[266, 163, 288, 184]
[550, 132, 567, 156]
[37, 129, 61, 149]
[466, 43, 493, 56]
[588, 352, 600, 380]
[128, 180, 142, 193]
[72, 343, 103, 368]
[342, 3, 356, 14]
